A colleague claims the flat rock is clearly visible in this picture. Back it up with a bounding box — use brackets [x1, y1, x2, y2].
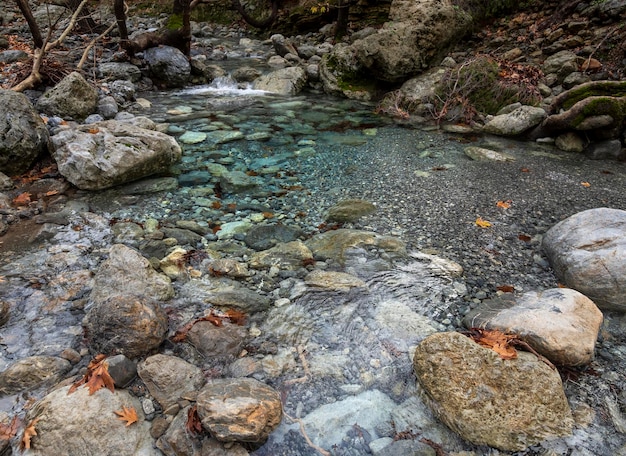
[464, 146, 516, 162]
[463, 288, 603, 366]
[482, 106, 547, 136]
[413, 332, 573, 451]
[0, 356, 70, 395]
[542, 208, 626, 311]
[325, 199, 377, 223]
[304, 269, 367, 291]
[250, 240, 313, 270]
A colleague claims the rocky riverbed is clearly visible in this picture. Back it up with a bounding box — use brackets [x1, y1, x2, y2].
[1, 1, 626, 455]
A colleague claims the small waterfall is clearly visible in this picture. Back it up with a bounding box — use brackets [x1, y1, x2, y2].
[180, 75, 267, 96]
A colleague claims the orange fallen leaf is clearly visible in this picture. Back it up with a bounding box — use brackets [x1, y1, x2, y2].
[520, 167, 530, 173]
[262, 212, 274, 219]
[68, 354, 115, 396]
[21, 418, 39, 450]
[497, 284, 515, 293]
[468, 328, 518, 360]
[496, 200, 511, 209]
[44, 190, 59, 197]
[475, 217, 492, 228]
[114, 406, 138, 426]
[517, 234, 531, 242]
[88, 127, 100, 134]
[557, 283, 569, 288]
[12, 192, 32, 206]
[0, 416, 19, 441]
[186, 405, 203, 435]
[581, 181, 591, 187]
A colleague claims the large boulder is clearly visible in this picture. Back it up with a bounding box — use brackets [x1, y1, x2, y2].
[21, 385, 153, 456]
[0, 356, 70, 395]
[413, 331, 573, 451]
[36, 71, 98, 121]
[482, 106, 547, 136]
[144, 45, 190, 88]
[463, 288, 603, 366]
[50, 120, 182, 190]
[542, 208, 626, 311]
[320, 0, 471, 97]
[83, 294, 168, 359]
[253, 66, 307, 96]
[0, 89, 50, 175]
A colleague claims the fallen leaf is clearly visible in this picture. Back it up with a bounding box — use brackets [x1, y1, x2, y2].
[186, 405, 203, 435]
[496, 200, 511, 209]
[88, 127, 100, 134]
[12, 192, 32, 206]
[468, 328, 517, 360]
[520, 167, 530, 173]
[262, 212, 274, 219]
[475, 217, 492, 228]
[224, 308, 247, 326]
[517, 234, 531, 242]
[21, 418, 39, 450]
[44, 190, 59, 197]
[0, 416, 19, 441]
[68, 354, 115, 396]
[171, 311, 225, 343]
[557, 283, 569, 288]
[497, 284, 515, 293]
[581, 181, 591, 187]
[114, 406, 138, 426]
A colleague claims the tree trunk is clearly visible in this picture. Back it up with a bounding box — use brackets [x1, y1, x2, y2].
[15, 0, 44, 49]
[116, 0, 192, 56]
[335, 0, 350, 40]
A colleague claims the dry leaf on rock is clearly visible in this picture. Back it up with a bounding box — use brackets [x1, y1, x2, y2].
[496, 200, 512, 209]
[21, 418, 39, 450]
[0, 416, 19, 441]
[68, 354, 115, 396]
[467, 328, 518, 360]
[114, 406, 138, 426]
[186, 405, 203, 435]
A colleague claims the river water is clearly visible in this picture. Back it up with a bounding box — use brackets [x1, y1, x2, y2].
[2, 69, 626, 454]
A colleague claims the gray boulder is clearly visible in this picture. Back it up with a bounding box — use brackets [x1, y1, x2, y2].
[50, 119, 181, 190]
[0, 89, 50, 175]
[144, 45, 190, 88]
[320, 0, 471, 98]
[90, 244, 174, 305]
[98, 62, 142, 82]
[463, 288, 603, 366]
[413, 331, 573, 451]
[22, 385, 153, 456]
[36, 71, 98, 121]
[254, 66, 307, 96]
[543, 208, 626, 311]
[482, 106, 547, 136]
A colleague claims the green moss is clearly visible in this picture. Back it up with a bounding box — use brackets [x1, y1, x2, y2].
[571, 96, 626, 127]
[166, 14, 183, 30]
[561, 82, 626, 110]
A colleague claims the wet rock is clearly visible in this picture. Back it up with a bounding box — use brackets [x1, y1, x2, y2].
[206, 130, 245, 145]
[179, 278, 271, 313]
[201, 438, 249, 455]
[325, 198, 377, 223]
[90, 244, 174, 305]
[413, 332, 573, 451]
[220, 170, 262, 194]
[304, 270, 366, 292]
[208, 258, 251, 278]
[482, 106, 547, 136]
[305, 229, 406, 265]
[463, 288, 603, 366]
[244, 224, 303, 250]
[83, 294, 168, 359]
[373, 439, 436, 456]
[137, 354, 205, 410]
[98, 62, 142, 82]
[51, 120, 182, 190]
[187, 320, 247, 358]
[542, 208, 626, 311]
[254, 67, 307, 96]
[120, 176, 179, 195]
[178, 130, 207, 144]
[196, 377, 282, 443]
[249, 240, 313, 270]
[464, 146, 516, 162]
[0, 300, 9, 326]
[0, 89, 51, 176]
[161, 227, 204, 246]
[36, 72, 98, 121]
[299, 389, 396, 450]
[232, 66, 262, 82]
[0, 356, 70, 395]
[144, 45, 191, 88]
[23, 385, 152, 456]
[106, 354, 137, 388]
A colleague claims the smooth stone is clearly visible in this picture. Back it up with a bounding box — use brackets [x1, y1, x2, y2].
[178, 131, 207, 144]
